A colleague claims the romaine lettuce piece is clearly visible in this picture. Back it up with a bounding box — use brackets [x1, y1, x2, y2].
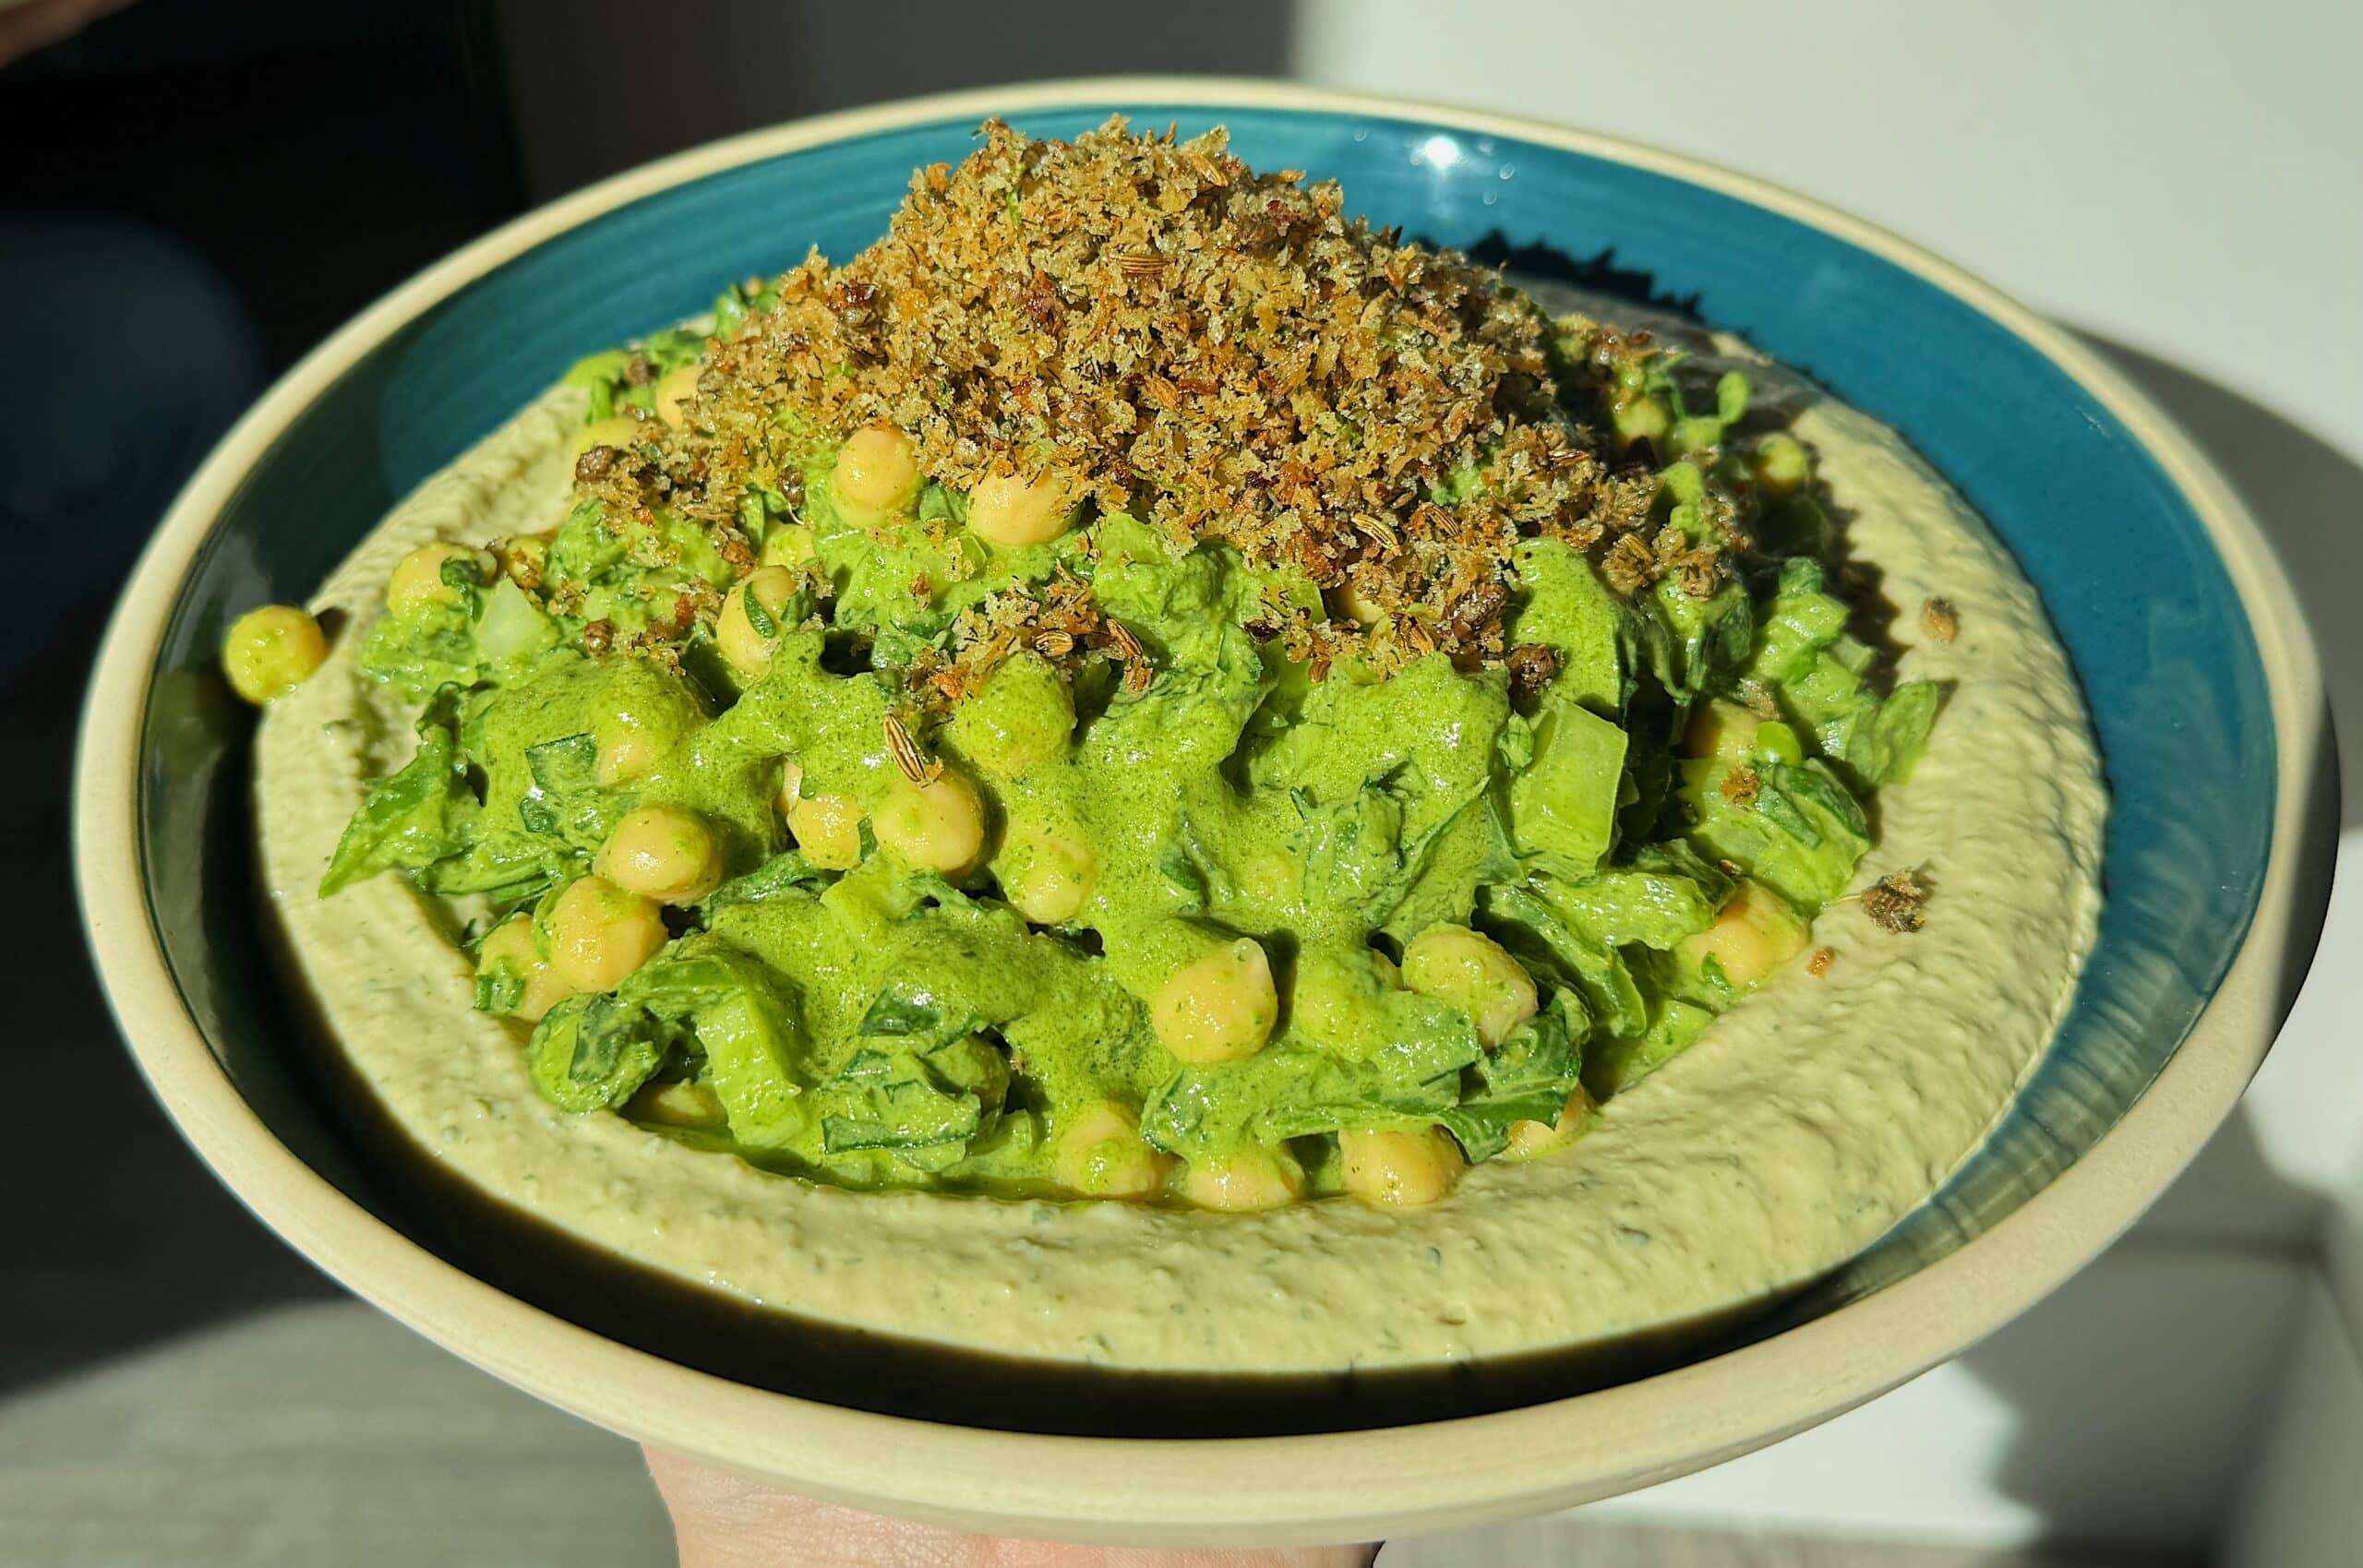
[1507, 699, 1627, 878]
[1679, 754, 1870, 910]
[1476, 881, 1648, 1039]
[1638, 576, 1753, 706]
[614, 942, 812, 1147]
[1744, 556, 1851, 686]
[1375, 792, 1518, 944]
[1745, 556, 1943, 787]
[544, 498, 738, 642]
[1531, 845, 1732, 952]
[814, 1035, 1006, 1171]
[1143, 967, 1481, 1163]
[1840, 677, 1942, 786]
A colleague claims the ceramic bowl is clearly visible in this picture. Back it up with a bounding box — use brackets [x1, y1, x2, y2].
[76, 80, 2333, 1545]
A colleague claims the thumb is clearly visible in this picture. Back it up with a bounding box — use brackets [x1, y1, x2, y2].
[645, 1448, 1380, 1568]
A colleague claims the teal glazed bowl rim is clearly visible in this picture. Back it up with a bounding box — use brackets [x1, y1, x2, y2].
[75, 80, 2333, 1544]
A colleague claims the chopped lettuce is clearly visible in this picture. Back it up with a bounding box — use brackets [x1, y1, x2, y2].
[527, 991, 686, 1114]
[319, 688, 479, 895]
[1506, 699, 1628, 879]
[1435, 990, 1588, 1161]
[1583, 994, 1716, 1100]
[1679, 754, 1870, 911]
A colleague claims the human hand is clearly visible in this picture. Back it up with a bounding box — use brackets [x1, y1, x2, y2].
[646, 1448, 1380, 1568]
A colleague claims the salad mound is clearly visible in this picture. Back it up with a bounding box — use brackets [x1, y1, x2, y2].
[278, 119, 1942, 1212]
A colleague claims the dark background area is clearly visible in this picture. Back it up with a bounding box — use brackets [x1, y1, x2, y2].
[3, 0, 527, 1395]
[4, 0, 1289, 1397]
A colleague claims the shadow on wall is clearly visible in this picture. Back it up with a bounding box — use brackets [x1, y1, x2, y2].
[492, 0, 1297, 199]
[1960, 333, 2358, 1553]
[1959, 1114, 2315, 1551]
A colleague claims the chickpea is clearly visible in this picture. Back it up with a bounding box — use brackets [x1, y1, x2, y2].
[1000, 826, 1098, 925]
[1181, 1146, 1306, 1212]
[1679, 880, 1809, 991]
[221, 604, 328, 704]
[628, 1079, 726, 1130]
[1684, 700, 1804, 766]
[945, 653, 1074, 778]
[872, 770, 988, 877]
[1504, 1087, 1594, 1161]
[1750, 433, 1812, 497]
[1052, 1103, 1170, 1201]
[654, 364, 702, 430]
[966, 469, 1076, 547]
[597, 805, 724, 905]
[475, 914, 575, 1023]
[1339, 1126, 1466, 1207]
[1151, 939, 1277, 1065]
[1684, 699, 1760, 762]
[546, 875, 668, 993]
[385, 542, 486, 618]
[715, 566, 805, 679]
[831, 425, 920, 526]
[1400, 925, 1537, 1048]
[595, 724, 664, 788]
[571, 413, 644, 460]
[774, 760, 805, 819]
[786, 792, 864, 870]
[760, 522, 816, 567]
[1327, 577, 1386, 628]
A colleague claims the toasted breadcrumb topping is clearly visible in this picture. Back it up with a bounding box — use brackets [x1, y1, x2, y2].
[583, 117, 1703, 688]
[1862, 869, 1929, 934]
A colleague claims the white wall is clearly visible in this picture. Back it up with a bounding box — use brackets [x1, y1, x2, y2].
[1299, 0, 2363, 1550]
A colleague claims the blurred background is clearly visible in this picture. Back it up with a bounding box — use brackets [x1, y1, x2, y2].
[6, 2, 2357, 1564]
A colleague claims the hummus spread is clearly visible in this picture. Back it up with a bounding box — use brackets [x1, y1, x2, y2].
[242, 120, 2104, 1373]
[255, 365, 2103, 1373]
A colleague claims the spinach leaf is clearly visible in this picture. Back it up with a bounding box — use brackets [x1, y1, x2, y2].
[320, 688, 479, 895]
[517, 731, 618, 844]
[606, 943, 813, 1146]
[526, 993, 681, 1114]
[1476, 881, 1648, 1038]
[699, 849, 826, 918]
[1437, 990, 1587, 1161]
